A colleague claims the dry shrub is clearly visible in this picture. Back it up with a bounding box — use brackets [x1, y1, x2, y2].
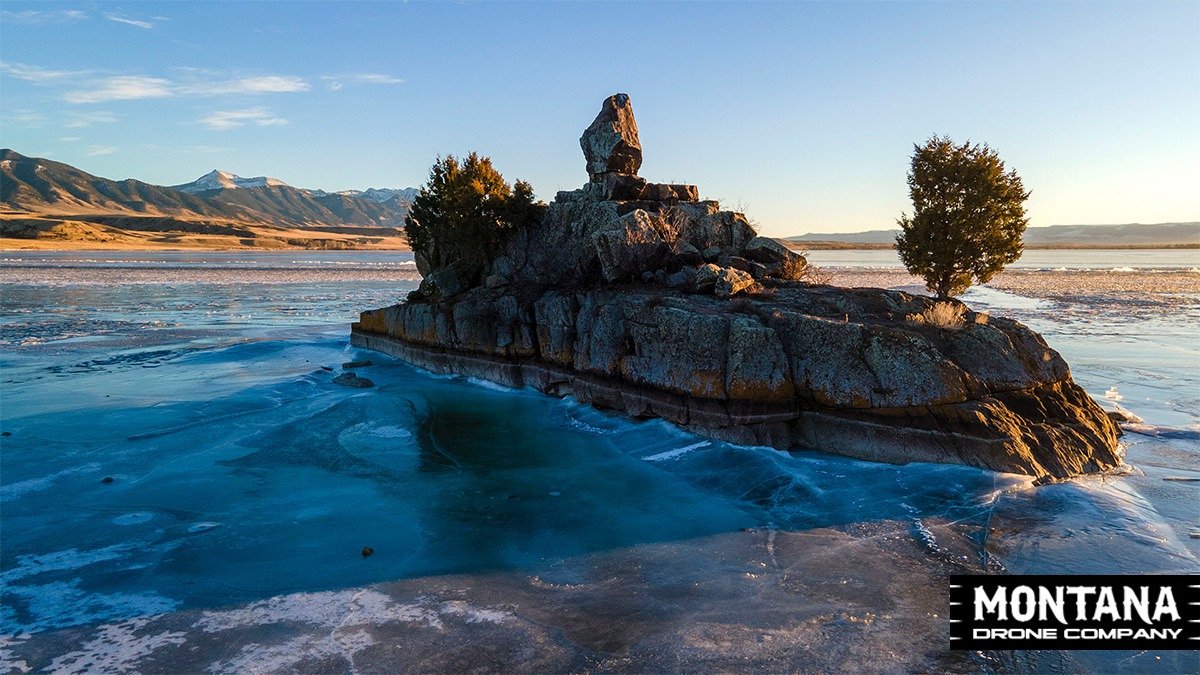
[778, 254, 834, 284]
[746, 281, 775, 298]
[906, 301, 966, 330]
[974, 311, 989, 325]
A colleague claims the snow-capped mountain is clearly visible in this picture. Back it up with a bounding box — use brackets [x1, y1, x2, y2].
[1, 151, 417, 230]
[335, 187, 420, 204]
[171, 169, 290, 194]
[173, 171, 418, 206]
[162, 168, 417, 228]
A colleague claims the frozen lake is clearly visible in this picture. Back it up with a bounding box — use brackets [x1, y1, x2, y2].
[802, 247, 1200, 270]
[1, 250, 1196, 672]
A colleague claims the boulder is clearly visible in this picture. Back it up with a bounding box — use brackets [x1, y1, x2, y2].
[714, 267, 755, 299]
[643, 183, 699, 202]
[580, 93, 642, 180]
[666, 240, 703, 270]
[665, 268, 694, 290]
[744, 236, 792, 264]
[424, 263, 472, 299]
[598, 173, 647, 200]
[591, 209, 674, 282]
[333, 372, 374, 388]
[693, 263, 721, 293]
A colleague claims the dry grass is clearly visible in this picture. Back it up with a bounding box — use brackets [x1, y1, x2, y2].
[778, 254, 834, 285]
[906, 301, 966, 330]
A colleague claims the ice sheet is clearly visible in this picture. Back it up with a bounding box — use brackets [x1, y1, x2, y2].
[1, 250, 1196, 672]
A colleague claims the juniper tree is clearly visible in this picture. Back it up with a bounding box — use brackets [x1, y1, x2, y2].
[404, 153, 542, 277]
[895, 136, 1030, 299]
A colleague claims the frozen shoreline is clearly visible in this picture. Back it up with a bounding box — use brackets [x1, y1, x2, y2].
[825, 267, 1200, 297]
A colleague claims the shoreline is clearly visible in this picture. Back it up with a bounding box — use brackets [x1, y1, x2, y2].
[4, 241, 1193, 253]
[2, 253, 1195, 295]
[826, 267, 1200, 297]
[792, 242, 1199, 251]
[0, 239, 412, 252]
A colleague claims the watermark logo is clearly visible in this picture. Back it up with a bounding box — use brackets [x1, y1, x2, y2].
[950, 575, 1198, 649]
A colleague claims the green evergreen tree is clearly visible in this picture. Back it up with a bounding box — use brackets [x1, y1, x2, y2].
[404, 153, 542, 277]
[895, 136, 1030, 299]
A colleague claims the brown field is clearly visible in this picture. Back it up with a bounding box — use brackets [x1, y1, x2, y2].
[0, 212, 411, 251]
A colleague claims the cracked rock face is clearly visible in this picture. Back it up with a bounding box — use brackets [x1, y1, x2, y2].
[580, 93, 642, 180]
[354, 94, 1122, 480]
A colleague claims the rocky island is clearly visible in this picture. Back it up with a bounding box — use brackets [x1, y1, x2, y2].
[352, 94, 1121, 481]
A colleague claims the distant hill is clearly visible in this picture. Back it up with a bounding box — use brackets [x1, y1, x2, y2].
[787, 222, 1200, 249]
[1, 150, 419, 249]
[1, 150, 247, 221]
[0, 150, 415, 229]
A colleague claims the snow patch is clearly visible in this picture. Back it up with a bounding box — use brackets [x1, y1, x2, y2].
[195, 589, 442, 632]
[2, 580, 181, 634]
[171, 169, 289, 193]
[44, 618, 187, 675]
[644, 441, 709, 462]
[1, 463, 102, 503]
[369, 425, 412, 439]
[1, 542, 140, 584]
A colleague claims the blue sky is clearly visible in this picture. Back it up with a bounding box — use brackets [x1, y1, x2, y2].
[1, 1, 1196, 236]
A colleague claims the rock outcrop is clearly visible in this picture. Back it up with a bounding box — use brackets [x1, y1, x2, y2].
[581, 93, 642, 180]
[352, 94, 1121, 480]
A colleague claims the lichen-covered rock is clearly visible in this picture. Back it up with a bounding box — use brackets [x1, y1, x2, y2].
[581, 93, 642, 180]
[353, 284, 1120, 479]
[351, 94, 1122, 480]
[592, 210, 674, 282]
[714, 266, 754, 299]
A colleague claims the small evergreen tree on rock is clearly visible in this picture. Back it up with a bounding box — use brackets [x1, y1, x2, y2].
[896, 136, 1030, 299]
[404, 153, 543, 297]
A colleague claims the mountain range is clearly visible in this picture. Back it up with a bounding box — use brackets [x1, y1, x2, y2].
[1, 150, 416, 229]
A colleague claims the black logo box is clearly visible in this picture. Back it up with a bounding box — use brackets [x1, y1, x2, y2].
[950, 575, 1198, 650]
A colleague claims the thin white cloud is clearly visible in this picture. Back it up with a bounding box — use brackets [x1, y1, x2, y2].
[8, 60, 315, 106]
[6, 109, 46, 126]
[104, 13, 154, 29]
[238, 75, 309, 92]
[64, 111, 119, 128]
[181, 75, 310, 95]
[0, 9, 87, 24]
[86, 145, 117, 156]
[66, 76, 173, 103]
[0, 61, 87, 83]
[322, 73, 405, 91]
[199, 108, 289, 131]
